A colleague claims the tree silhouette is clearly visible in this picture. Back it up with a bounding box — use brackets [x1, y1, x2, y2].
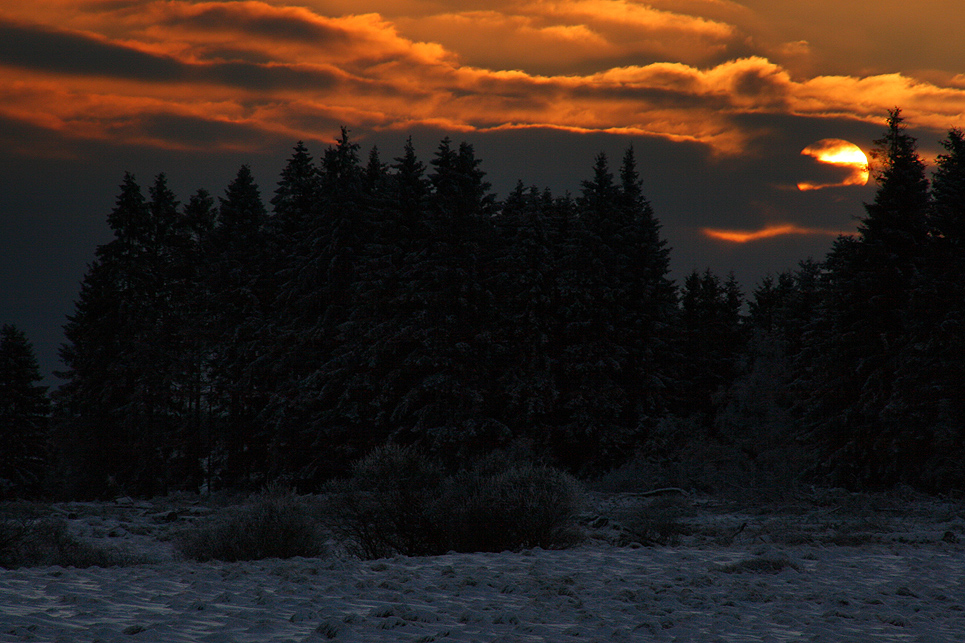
[0, 324, 49, 497]
[805, 109, 938, 489]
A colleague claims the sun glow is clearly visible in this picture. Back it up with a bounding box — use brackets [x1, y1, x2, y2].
[702, 224, 850, 243]
[797, 138, 869, 191]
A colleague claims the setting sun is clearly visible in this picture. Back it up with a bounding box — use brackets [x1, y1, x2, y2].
[797, 139, 870, 191]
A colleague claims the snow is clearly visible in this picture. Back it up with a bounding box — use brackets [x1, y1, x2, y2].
[3, 491, 965, 642]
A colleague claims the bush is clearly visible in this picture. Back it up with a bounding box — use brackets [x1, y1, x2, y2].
[614, 495, 695, 546]
[439, 453, 585, 553]
[0, 504, 136, 568]
[325, 446, 585, 559]
[324, 444, 445, 559]
[176, 487, 326, 562]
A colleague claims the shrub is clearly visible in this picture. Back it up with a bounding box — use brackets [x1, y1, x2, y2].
[325, 446, 585, 559]
[324, 444, 445, 559]
[0, 504, 136, 568]
[176, 487, 326, 562]
[439, 453, 585, 553]
[614, 495, 694, 546]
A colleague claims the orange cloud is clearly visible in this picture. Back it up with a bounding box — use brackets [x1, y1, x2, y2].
[3, 2, 965, 159]
[702, 224, 852, 243]
[391, 1, 740, 74]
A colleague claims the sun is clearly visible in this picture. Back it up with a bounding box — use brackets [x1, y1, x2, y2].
[797, 139, 869, 191]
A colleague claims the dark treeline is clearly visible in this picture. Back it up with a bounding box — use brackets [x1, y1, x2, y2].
[3, 109, 964, 499]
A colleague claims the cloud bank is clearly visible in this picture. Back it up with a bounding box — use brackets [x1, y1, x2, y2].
[2, 0, 965, 160]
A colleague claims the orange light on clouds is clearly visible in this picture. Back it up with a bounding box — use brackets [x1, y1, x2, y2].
[702, 224, 850, 243]
[3, 2, 965, 159]
[797, 138, 869, 191]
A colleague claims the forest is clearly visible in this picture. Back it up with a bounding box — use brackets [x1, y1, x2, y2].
[2, 108, 964, 500]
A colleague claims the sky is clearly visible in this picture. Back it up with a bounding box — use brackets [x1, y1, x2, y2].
[2, 0, 965, 382]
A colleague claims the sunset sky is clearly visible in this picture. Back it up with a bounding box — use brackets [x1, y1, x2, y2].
[3, 0, 965, 378]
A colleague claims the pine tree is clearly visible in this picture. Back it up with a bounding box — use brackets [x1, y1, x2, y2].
[392, 137, 431, 228]
[715, 262, 820, 482]
[614, 146, 677, 431]
[176, 188, 216, 492]
[385, 138, 500, 457]
[333, 137, 502, 464]
[267, 130, 376, 482]
[675, 269, 745, 422]
[0, 324, 50, 497]
[490, 182, 562, 450]
[901, 127, 965, 488]
[206, 165, 272, 487]
[930, 128, 965, 248]
[544, 153, 627, 468]
[270, 141, 318, 244]
[805, 109, 936, 489]
[58, 173, 197, 497]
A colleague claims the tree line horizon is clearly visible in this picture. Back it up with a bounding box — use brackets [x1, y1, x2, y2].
[2, 108, 964, 499]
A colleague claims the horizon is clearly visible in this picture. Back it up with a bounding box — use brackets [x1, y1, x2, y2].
[3, 1, 963, 382]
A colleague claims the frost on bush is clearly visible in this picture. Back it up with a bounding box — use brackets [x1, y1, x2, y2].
[439, 453, 585, 553]
[0, 504, 134, 569]
[324, 444, 445, 559]
[176, 487, 326, 562]
[325, 446, 585, 559]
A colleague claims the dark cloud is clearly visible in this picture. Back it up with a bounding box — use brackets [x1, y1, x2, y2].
[569, 83, 725, 110]
[198, 60, 340, 91]
[0, 18, 185, 80]
[0, 18, 340, 92]
[731, 67, 788, 102]
[162, 3, 351, 45]
[197, 46, 276, 65]
[135, 112, 277, 148]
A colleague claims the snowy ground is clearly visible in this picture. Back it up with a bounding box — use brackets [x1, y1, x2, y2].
[3, 489, 965, 642]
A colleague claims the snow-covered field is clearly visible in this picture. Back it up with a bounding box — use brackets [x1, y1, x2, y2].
[3, 489, 965, 642]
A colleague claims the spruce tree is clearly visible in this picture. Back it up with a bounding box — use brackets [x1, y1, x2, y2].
[805, 109, 935, 489]
[675, 269, 745, 422]
[490, 182, 561, 449]
[270, 141, 318, 244]
[268, 130, 375, 482]
[206, 165, 272, 487]
[546, 153, 627, 469]
[337, 137, 501, 463]
[0, 324, 50, 497]
[58, 173, 196, 497]
[614, 146, 677, 431]
[903, 127, 965, 488]
[177, 188, 217, 492]
[930, 128, 965, 247]
[716, 262, 819, 482]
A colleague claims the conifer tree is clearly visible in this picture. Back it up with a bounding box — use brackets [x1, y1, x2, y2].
[206, 165, 272, 487]
[675, 269, 745, 422]
[177, 188, 217, 491]
[383, 138, 500, 457]
[544, 153, 627, 468]
[0, 324, 50, 497]
[716, 262, 819, 480]
[614, 146, 677, 428]
[270, 141, 318, 244]
[490, 182, 562, 449]
[901, 127, 965, 488]
[58, 173, 196, 496]
[332, 137, 502, 464]
[805, 109, 936, 489]
[268, 130, 374, 482]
